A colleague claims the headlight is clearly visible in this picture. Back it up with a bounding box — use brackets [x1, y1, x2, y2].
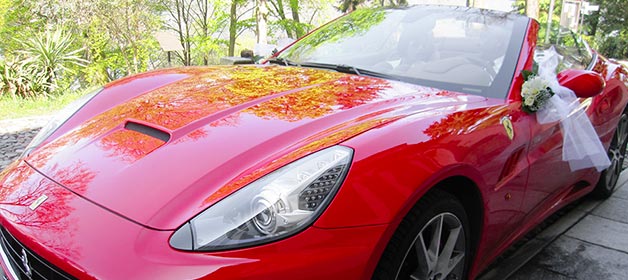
[21, 88, 102, 157]
[170, 145, 353, 251]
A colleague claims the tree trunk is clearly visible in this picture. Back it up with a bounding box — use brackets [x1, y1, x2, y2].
[544, 0, 556, 44]
[268, 0, 294, 38]
[289, 0, 302, 38]
[196, 0, 210, 65]
[229, 0, 237, 56]
[588, 0, 604, 37]
[184, 1, 191, 66]
[173, 0, 190, 66]
[256, 0, 268, 44]
[526, 0, 540, 19]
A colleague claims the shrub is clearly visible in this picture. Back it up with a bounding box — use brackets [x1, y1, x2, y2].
[17, 29, 87, 93]
[0, 58, 50, 98]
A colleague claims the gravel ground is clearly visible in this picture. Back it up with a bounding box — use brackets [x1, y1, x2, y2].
[0, 116, 48, 170]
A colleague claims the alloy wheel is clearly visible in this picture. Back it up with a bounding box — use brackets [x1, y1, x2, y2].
[395, 213, 466, 280]
[605, 113, 628, 192]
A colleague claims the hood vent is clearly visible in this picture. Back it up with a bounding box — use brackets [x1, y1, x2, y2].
[125, 121, 171, 142]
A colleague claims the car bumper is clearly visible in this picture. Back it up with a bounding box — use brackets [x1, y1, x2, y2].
[0, 162, 388, 279]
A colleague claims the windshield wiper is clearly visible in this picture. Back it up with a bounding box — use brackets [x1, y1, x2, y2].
[267, 59, 397, 81]
[299, 62, 399, 80]
[335, 64, 361, 75]
[266, 57, 294, 66]
[295, 62, 360, 75]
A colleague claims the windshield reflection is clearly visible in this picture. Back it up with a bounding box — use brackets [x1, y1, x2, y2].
[279, 6, 527, 97]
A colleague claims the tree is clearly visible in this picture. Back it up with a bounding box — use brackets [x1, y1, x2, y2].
[289, 0, 304, 38]
[0, 0, 46, 54]
[526, 0, 540, 19]
[228, 0, 239, 56]
[228, 0, 254, 56]
[18, 29, 87, 91]
[91, 0, 162, 75]
[338, 0, 407, 13]
[160, 0, 230, 66]
[256, 0, 269, 44]
[264, 0, 336, 41]
[191, 0, 229, 65]
[339, 0, 364, 12]
[165, 0, 194, 65]
[586, 0, 628, 58]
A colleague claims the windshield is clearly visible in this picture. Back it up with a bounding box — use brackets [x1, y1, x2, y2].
[277, 6, 529, 98]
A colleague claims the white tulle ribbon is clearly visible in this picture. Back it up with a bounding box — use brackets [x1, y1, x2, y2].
[535, 47, 611, 172]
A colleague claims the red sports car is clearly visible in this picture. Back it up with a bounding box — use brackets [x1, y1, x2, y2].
[0, 5, 627, 280]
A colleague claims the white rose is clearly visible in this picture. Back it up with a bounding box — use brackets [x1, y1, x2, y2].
[524, 93, 536, 106]
[522, 76, 549, 107]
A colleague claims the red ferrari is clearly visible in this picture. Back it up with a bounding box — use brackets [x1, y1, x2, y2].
[1, 5, 627, 280]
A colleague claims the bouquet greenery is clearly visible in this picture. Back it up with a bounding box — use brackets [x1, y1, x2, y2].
[521, 70, 555, 113]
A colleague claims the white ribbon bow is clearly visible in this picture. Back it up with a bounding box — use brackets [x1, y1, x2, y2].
[535, 46, 611, 172]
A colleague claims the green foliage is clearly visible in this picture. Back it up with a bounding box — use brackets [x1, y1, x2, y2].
[280, 8, 386, 60]
[0, 29, 86, 98]
[162, 0, 232, 64]
[0, 29, 86, 99]
[270, 18, 312, 39]
[0, 0, 45, 54]
[598, 31, 628, 59]
[521, 70, 534, 81]
[92, 0, 163, 74]
[0, 0, 342, 111]
[18, 30, 87, 89]
[337, 0, 407, 12]
[514, 0, 628, 59]
[586, 0, 628, 58]
[0, 85, 92, 119]
[0, 58, 49, 98]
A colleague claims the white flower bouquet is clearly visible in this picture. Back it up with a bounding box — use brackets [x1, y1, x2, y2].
[521, 70, 555, 113]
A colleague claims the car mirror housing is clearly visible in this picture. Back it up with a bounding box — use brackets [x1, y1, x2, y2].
[557, 69, 605, 98]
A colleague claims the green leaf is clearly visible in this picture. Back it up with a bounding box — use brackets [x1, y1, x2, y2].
[521, 70, 535, 81]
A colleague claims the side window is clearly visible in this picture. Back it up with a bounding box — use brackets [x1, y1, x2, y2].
[537, 28, 593, 71]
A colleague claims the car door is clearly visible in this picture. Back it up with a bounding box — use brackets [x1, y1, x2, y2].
[522, 34, 605, 215]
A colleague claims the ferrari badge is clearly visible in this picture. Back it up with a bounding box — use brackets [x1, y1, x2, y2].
[29, 194, 48, 211]
[501, 116, 514, 140]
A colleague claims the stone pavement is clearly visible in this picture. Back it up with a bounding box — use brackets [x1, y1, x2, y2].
[509, 174, 628, 280]
[0, 116, 47, 170]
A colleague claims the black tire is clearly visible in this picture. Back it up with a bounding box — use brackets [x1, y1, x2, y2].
[373, 190, 471, 280]
[593, 108, 628, 198]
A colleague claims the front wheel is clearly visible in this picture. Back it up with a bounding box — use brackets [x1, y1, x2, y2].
[594, 110, 628, 198]
[373, 190, 470, 280]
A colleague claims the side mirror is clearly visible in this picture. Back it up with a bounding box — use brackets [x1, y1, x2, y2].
[557, 69, 605, 98]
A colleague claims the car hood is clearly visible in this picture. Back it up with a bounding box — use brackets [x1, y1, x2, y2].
[25, 65, 487, 230]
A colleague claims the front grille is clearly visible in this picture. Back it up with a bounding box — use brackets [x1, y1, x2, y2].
[0, 227, 76, 280]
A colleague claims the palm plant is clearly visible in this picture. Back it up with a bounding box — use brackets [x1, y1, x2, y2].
[17, 29, 87, 93]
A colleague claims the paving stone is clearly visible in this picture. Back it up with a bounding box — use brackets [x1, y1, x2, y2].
[593, 196, 628, 223]
[508, 265, 572, 280]
[510, 236, 628, 280]
[575, 199, 600, 213]
[0, 118, 43, 172]
[614, 183, 628, 200]
[566, 215, 628, 253]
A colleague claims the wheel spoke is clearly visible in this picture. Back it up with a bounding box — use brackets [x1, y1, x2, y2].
[397, 213, 466, 280]
[618, 117, 628, 171]
[618, 117, 628, 145]
[414, 234, 434, 278]
[435, 225, 464, 277]
[607, 159, 619, 187]
[428, 215, 443, 260]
